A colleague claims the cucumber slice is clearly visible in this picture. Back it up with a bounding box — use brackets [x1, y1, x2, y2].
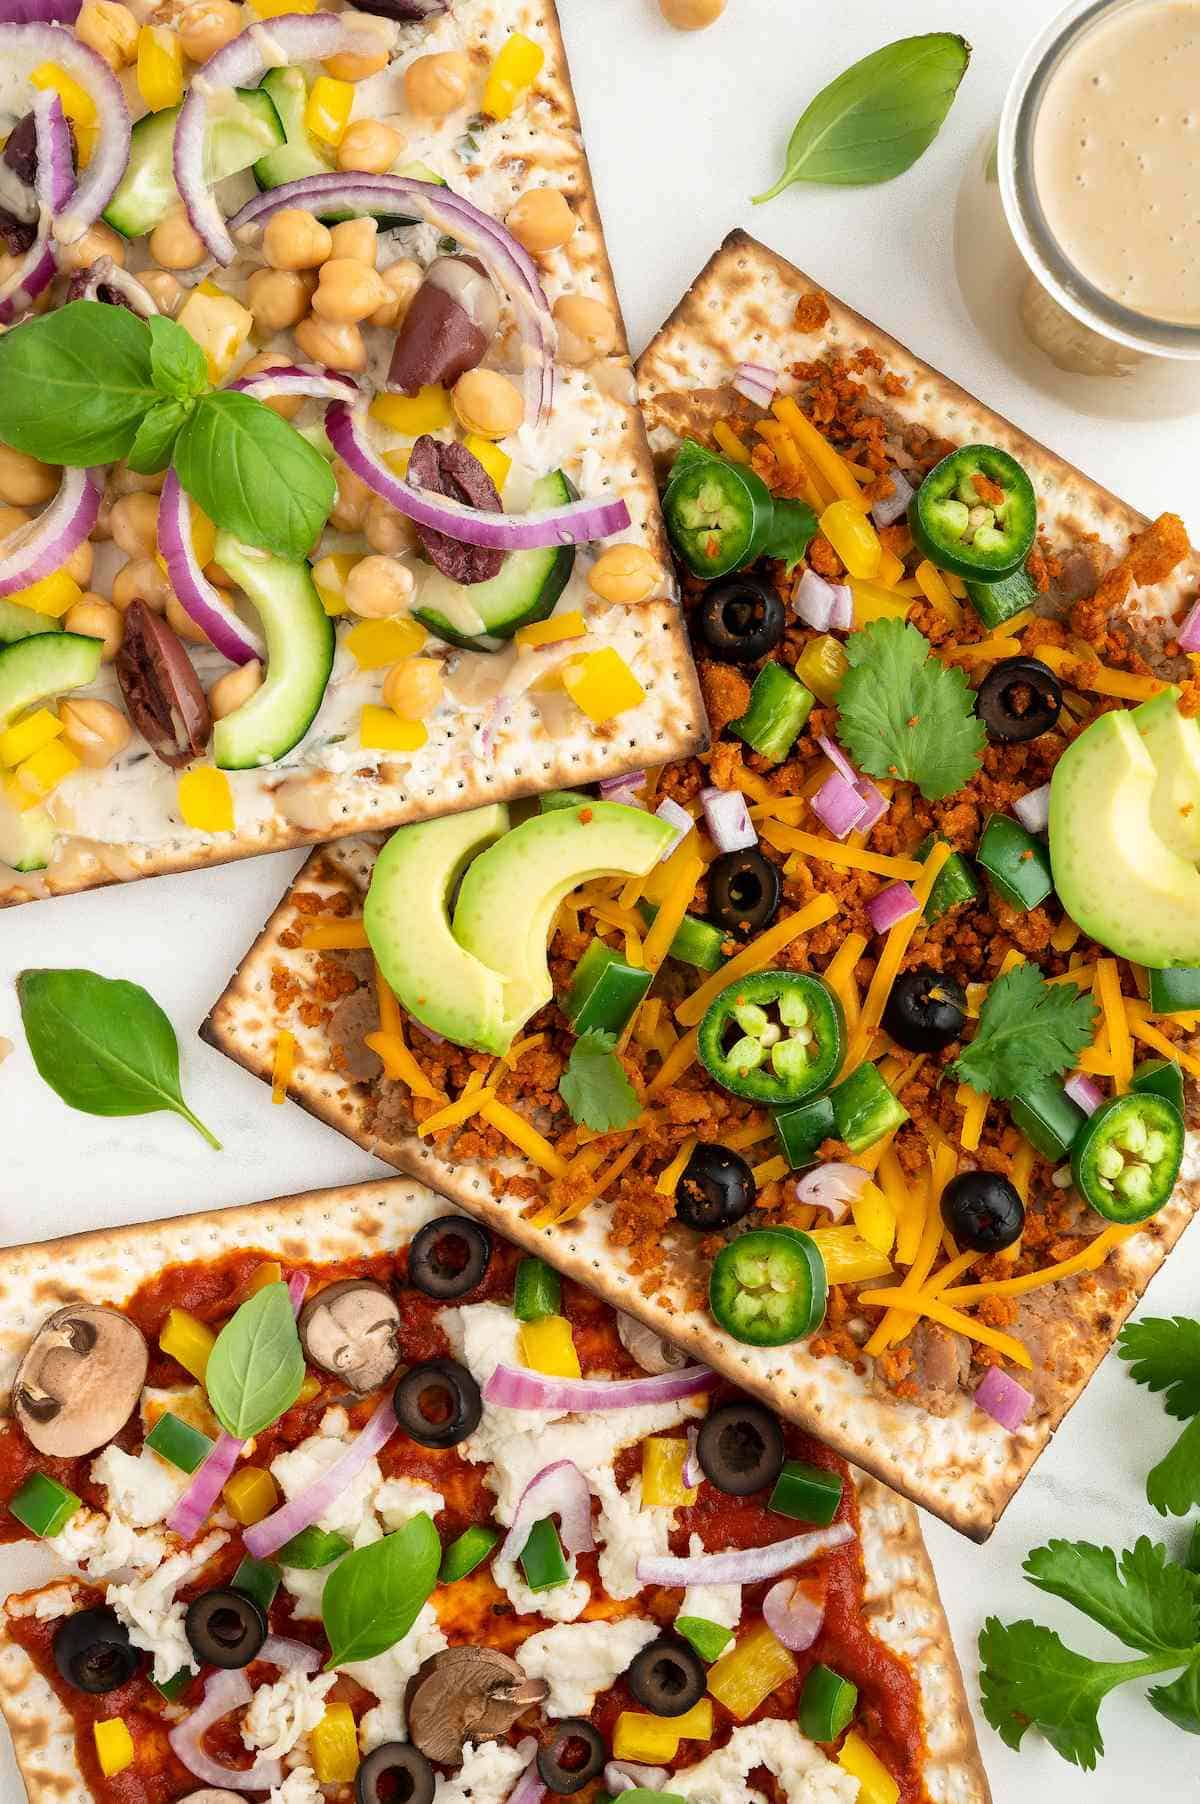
[211, 535, 334, 770]
[104, 88, 284, 238]
[253, 68, 330, 191]
[414, 470, 577, 652]
[0, 632, 103, 871]
[0, 597, 62, 644]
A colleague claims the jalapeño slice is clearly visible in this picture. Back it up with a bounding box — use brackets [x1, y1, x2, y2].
[910, 445, 1037, 582]
[1071, 1092, 1184, 1223]
[662, 441, 775, 579]
[698, 970, 844, 1107]
[709, 1228, 827, 1346]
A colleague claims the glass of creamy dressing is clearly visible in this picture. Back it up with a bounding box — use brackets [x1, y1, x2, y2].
[955, 0, 1200, 417]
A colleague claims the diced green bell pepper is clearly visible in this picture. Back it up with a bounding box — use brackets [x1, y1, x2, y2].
[541, 789, 593, 813]
[9, 1471, 80, 1538]
[276, 1525, 352, 1568]
[963, 565, 1038, 631]
[770, 1458, 844, 1525]
[829, 1063, 907, 1154]
[146, 1410, 214, 1475]
[977, 812, 1053, 911]
[916, 833, 982, 922]
[774, 1092, 837, 1169]
[637, 901, 727, 973]
[232, 1555, 281, 1615]
[519, 1516, 570, 1590]
[1132, 1057, 1186, 1115]
[514, 1256, 561, 1322]
[798, 1663, 859, 1740]
[1009, 1077, 1087, 1162]
[675, 1615, 734, 1662]
[1147, 967, 1200, 1015]
[153, 1668, 193, 1703]
[730, 663, 815, 764]
[440, 1524, 501, 1584]
[565, 939, 652, 1036]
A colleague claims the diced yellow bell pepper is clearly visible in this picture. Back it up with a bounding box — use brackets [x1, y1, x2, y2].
[245, 1261, 284, 1296]
[344, 616, 427, 669]
[820, 500, 882, 580]
[223, 1465, 280, 1526]
[160, 1308, 216, 1382]
[136, 25, 183, 111]
[298, 1373, 322, 1405]
[462, 433, 511, 491]
[252, 0, 317, 15]
[370, 386, 453, 436]
[305, 74, 354, 149]
[670, 1699, 713, 1741]
[93, 1719, 134, 1778]
[2, 774, 39, 814]
[611, 1713, 673, 1763]
[839, 1732, 900, 1804]
[849, 577, 912, 626]
[176, 287, 253, 384]
[876, 547, 905, 588]
[311, 1703, 359, 1784]
[794, 634, 849, 705]
[806, 1226, 893, 1286]
[851, 1181, 897, 1256]
[482, 30, 544, 120]
[641, 1434, 698, 1507]
[518, 1314, 581, 1379]
[30, 63, 97, 134]
[707, 1622, 798, 1720]
[15, 738, 79, 801]
[383, 447, 411, 479]
[6, 570, 82, 620]
[515, 611, 586, 650]
[561, 648, 645, 724]
[178, 766, 235, 834]
[360, 705, 427, 753]
[0, 708, 62, 769]
[312, 552, 360, 618]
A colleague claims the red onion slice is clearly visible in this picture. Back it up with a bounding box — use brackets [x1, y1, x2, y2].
[498, 1459, 594, 1565]
[1012, 783, 1051, 835]
[810, 770, 867, 840]
[816, 733, 858, 787]
[0, 24, 130, 242]
[69, 255, 159, 316]
[867, 880, 918, 936]
[762, 1573, 825, 1650]
[599, 769, 646, 799]
[0, 88, 71, 324]
[732, 362, 776, 408]
[681, 1423, 702, 1490]
[1064, 1070, 1102, 1116]
[243, 1395, 397, 1559]
[506, 1744, 546, 1804]
[483, 1362, 717, 1413]
[1178, 599, 1200, 653]
[636, 1520, 854, 1587]
[260, 1633, 321, 1675]
[0, 463, 100, 595]
[286, 1271, 309, 1313]
[853, 777, 890, 832]
[166, 1429, 243, 1541]
[228, 362, 360, 407]
[157, 471, 264, 665]
[168, 1669, 283, 1793]
[870, 470, 914, 530]
[654, 796, 692, 860]
[604, 1763, 670, 1796]
[795, 1162, 870, 1222]
[327, 403, 630, 550]
[974, 1365, 1034, 1431]
[701, 784, 757, 853]
[1, 0, 81, 19]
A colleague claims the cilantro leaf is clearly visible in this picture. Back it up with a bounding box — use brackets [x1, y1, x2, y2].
[1023, 1538, 1200, 1656]
[978, 1617, 1128, 1769]
[1149, 1656, 1200, 1734]
[835, 617, 986, 800]
[559, 1031, 640, 1133]
[1147, 1416, 1200, 1518]
[952, 962, 1097, 1099]
[1119, 1317, 1200, 1420]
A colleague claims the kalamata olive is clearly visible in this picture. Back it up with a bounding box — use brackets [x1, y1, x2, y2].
[707, 848, 781, 937]
[408, 1215, 492, 1298]
[536, 1719, 606, 1794]
[53, 1607, 140, 1694]
[356, 1742, 435, 1804]
[975, 656, 1062, 742]
[116, 599, 211, 768]
[393, 1357, 482, 1448]
[696, 1400, 785, 1495]
[184, 1588, 267, 1669]
[406, 436, 503, 585]
[387, 255, 499, 396]
[0, 207, 34, 255]
[694, 575, 785, 663]
[941, 1171, 1025, 1252]
[882, 966, 967, 1053]
[675, 1143, 755, 1231]
[349, 0, 449, 20]
[626, 1637, 707, 1716]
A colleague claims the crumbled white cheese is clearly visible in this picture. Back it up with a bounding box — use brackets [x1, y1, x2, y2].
[491, 1548, 591, 1624]
[243, 1668, 338, 1761]
[337, 1600, 448, 1751]
[671, 1721, 858, 1804]
[434, 1739, 530, 1803]
[679, 1535, 743, 1632]
[517, 1617, 659, 1717]
[5, 1583, 79, 1622]
[594, 1474, 674, 1602]
[279, 1560, 330, 1623]
[92, 1444, 189, 1527]
[268, 1767, 323, 1804]
[106, 1529, 227, 1683]
[375, 1474, 446, 1530]
[270, 1407, 383, 1538]
[48, 1506, 168, 1581]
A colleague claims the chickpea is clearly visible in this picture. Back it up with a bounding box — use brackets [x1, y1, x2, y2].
[329, 217, 378, 266]
[0, 506, 30, 543]
[345, 554, 415, 619]
[112, 556, 170, 614]
[140, 269, 183, 316]
[149, 207, 207, 271]
[659, 0, 726, 25]
[239, 351, 302, 418]
[324, 45, 388, 82]
[65, 539, 94, 588]
[75, 0, 138, 69]
[64, 596, 123, 662]
[57, 222, 125, 275]
[336, 118, 404, 175]
[58, 697, 132, 770]
[178, 0, 242, 62]
[404, 51, 471, 118]
[293, 315, 366, 373]
[110, 491, 160, 560]
[165, 593, 210, 645]
[553, 293, 618, 364]
[330, 459, 371, 532]
[365, 495, 418, 556]
[205, 560, 234, 589]
[370, 257, 422, 329]
[209, 658, 263, 720]
[588, 543, 661, 605]
[383, 657, 442, 720]
[245, 267, 314, 335]
[112, 462, 165, 495]
[0, 448, 57, 508]
[312, 257, 388, 325]
[506, 188, 575, 256]
[452, 368, 523, 440]
[262, 208, 332, 272]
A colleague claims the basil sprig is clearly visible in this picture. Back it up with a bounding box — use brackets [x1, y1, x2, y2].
[322, 1514, 441, 1667]
[205, 1281, 306, 1439]
[0, 301, 334, 560]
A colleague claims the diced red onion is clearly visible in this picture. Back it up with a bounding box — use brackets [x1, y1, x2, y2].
[829, 582, 853, 631]
[762, 1574, 825, 1650]
[795, 1162, 870, 1221]
[637, 1520, 855, 1587]
[286, 1272, 309, 1313]
[260, 1634, 321, 1675]
[793, 568, 838, 632]
[870, 470, 914, 530]
[816, 734, 857, 786]
[701, 784, 757, 853]
[810, 770, 867, 840]
[498, 1460, 594, 1565]
[483, 1363, 717, 1413]
[0, 24, 129, 243]
[654, 796, 692, 860]
[732, 362, 776, 408]
[157, 471, 264, 664]
[327, 402, 629, 550]
[853, 778, 890, 832]
[0, 463, 101, 596]
[604, 1764, 670, 1796]
[243, 1395, 397, 1558]
[228, 362, 360, 407]
[168, 1669, 282, 1793]
[867, 880, 918, 936]
[1012, 784, 1051, 835]
[410, 1019, 447, 1046]
[1064, 1071, 1103, 1116]
[506, 1743, 546, 1804]
[974, 1365, 1035, 1431]
[1178, 599, 1200, 653]
[166, 1430, 243, 1541]
[599, 770, 646, 808]
[0, 0, 80, 19]
[0, 88, 71, 324]
[681, 1423, 702, 1490]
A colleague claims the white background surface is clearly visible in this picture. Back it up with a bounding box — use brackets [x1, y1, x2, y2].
[0, 0, 1197, 1798]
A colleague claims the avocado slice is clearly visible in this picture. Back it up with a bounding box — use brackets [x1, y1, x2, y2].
[1132, 688, 1200, 863]
[1049, 707, 1200, 966]
[364, 805, 513, 1054]
[452, 801, 675, 1037]
[0, 632, 103, 871]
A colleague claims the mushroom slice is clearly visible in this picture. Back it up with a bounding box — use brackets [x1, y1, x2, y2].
[405, 1647, 548, 1766]
[617, 1310, 689, 1377]
[13, 1305, 148, 1458]
[182, 1794, 248, 1804]
[298, 1280, 402, 1394]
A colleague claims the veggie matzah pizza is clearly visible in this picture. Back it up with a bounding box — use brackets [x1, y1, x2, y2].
[0, 1177, 989, 1804]
[0, 0, 702, 908]
[203, 231, 1200, 1539]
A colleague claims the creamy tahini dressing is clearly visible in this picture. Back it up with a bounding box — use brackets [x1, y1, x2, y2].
[1032, 0, 1200, 324]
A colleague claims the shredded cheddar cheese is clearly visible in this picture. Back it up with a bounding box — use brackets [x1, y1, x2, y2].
[761, 823, 922, 880]
[656, 1135, 698, 1197]
[858, 1285, 1033, 1368]
[938, 1223, 1136, 1304]
[675, 894, 839, 1028]
[1095, 958, 1133, 1092]
[713, 420, 750, 464]
[1032, 643, 1165, 701]
[301, 918, 369, 950]
[644, 850, 705, 974]
[478, 1100, 569, 1178]
[956, 1082, 989, 1152]
[417, 1087, 496, 1137]
[270, 1030, 295, 1104]
[751, 1155, 790, 1188]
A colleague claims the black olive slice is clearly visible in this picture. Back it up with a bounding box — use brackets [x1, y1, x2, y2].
[53, 1607, 140, 1694]
[696, 1400, 786, 1495]
[408, 1216, 492, 1299]
[536, 1719, 606, 1795]
[940, 1171, 1025, 1253]
[974, 656, 1062, 742]
[356, 1742, 435, 1804]
[394, 1357, 483, 1448]
[695, 576, 785, 663]
[675, 1144, 755, 1232]
[707, 849, 782, 938]
[184, 1588, 267, 1670]
[881, 967, 967, 1054]
[626, 1636, 707, 1716]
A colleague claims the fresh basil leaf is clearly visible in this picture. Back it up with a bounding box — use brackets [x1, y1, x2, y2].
[205, 1281, 305, 1439]
[173, 390, 336, 560]
[277, 1526, 352, 1569]
[754, 33, 970, 201]
[148, 315, 208, 402]
[127, 397, 191, 475]
[17, 967, 220, 1150]
[0, 301, 157, 464]
[1149, 1657, 1200, 1734]
[323, 1513, 441, 1667]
